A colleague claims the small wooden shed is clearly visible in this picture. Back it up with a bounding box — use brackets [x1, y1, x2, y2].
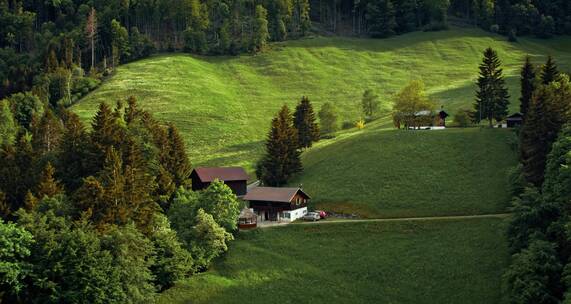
[506, 113, 523, 128]
[238, 208, 257, 229]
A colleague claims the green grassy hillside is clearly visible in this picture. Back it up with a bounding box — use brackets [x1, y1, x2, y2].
[293, 127, 518, 218]
[73, 27, 571, 172]
[158, 218, 510, 304]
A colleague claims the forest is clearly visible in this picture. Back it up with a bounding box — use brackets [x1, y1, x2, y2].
[1, 0, 571, 101]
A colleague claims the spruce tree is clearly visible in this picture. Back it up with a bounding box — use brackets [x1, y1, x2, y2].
[520, 87, 550, 186]
[541, 56, 559, 85]
[36, 162, 64, 199]
[366, 0, 397, 38]
[123, 137, 158, 235]
[293, 96, 320, 149]
[89, 103, 123, 173]
[58, 111, 91, 191]
[474, 47, 510, 127]
[165, 123, 191, 186]
[520, 56, 536, 119]
[256, 105, 302, 186]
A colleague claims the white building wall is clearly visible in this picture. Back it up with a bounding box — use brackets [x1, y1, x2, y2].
[281, 207, 308, 222]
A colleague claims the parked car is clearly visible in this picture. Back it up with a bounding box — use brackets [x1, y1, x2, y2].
[302, 212, 320, 221]
[315, 210, 327, 219]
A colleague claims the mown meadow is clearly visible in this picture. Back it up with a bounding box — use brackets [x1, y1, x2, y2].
[292, 126, 518, 218]
[158, 218, 510, 304]
[73, 27, 571, 172]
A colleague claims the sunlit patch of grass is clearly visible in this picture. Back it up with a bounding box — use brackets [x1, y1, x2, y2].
[73, 27, 571, 172]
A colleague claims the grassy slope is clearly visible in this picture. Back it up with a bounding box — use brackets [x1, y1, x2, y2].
[293, 127, 518, 218]
[158, 218, 510, 304]
[72, 27, 571, 172]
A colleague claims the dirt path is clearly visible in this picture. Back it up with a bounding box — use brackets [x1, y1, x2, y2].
[258, 213, 511, 229]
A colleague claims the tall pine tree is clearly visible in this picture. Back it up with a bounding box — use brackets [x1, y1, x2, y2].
[57, 111, 91, 191]
[474, 47, 510, 126]
[541, 56, 559, 85]
[293, 96, 320, 149]
[520, 89, 549, 186]
[256, 105, 302, 186]
[36, 162, 64, 199]
[520, 56, 536, 119]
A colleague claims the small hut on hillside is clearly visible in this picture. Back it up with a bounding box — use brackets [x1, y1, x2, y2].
[238, 208, 257, 229]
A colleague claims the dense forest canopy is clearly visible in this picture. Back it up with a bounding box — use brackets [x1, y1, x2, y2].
[1, 0, 570, 100]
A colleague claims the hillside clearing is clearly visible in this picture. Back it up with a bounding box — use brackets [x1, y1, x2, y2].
[293, 127, 518, 218]
[73, 28, 571, 172]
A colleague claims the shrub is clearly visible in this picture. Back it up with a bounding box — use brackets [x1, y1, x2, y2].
[453, 109, 471, 127]
[356, 119, 365, 129]
[341, 121, 354, 130]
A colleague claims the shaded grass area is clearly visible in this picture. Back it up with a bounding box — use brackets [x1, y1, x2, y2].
[72, 27, 571, 172]
[158, 218, 510, 304]
[293, 127, 518, 218]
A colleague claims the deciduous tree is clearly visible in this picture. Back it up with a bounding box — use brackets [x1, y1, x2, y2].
[318, 102, 339, 135]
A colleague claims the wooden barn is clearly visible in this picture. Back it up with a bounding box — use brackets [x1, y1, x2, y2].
[243, 187, 310, 222]
[506, 113, 523, 128]
[436, 109, 449, 127]
[190, 167, 248, 196]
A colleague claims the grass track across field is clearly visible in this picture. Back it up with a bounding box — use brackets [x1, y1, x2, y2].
[73, 27, 571, 172]
[158, 217, 510, 304]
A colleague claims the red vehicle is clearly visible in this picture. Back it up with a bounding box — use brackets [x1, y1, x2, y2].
[315, 210, 327, 219]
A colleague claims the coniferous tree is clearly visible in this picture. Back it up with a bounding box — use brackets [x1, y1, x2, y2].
[520, 56, 536, 118]
[473, 47, 510, 126]
[57, 111, 91, 191]
[36, 162, 64, 199]
[0, 100, 17, 147]
[367, 0, 397, 38]
[256, 105, 302, 186]
[123, 137, 159, 235]
[165, 123, 191, 186]
[253, 5, 270, 51]
[520, 87, 550, 186]
[89, 103, 123, 173]
[541, 56, 559, 85]
[293, 96, 320, 149]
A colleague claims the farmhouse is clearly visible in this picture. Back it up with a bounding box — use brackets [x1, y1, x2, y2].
[190, 167, 248, 196]
[243, 187, 310, 222]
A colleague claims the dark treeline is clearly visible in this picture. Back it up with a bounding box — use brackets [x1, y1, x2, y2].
[311, 0, 571, 38]
[3, 0, 571, 100]
[0, 0, 311, 99]
[504, 56, 571, 302]
[449, 0, 571, 38]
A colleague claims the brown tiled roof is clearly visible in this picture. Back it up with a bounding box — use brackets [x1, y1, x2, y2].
[192, 167, 248, 182]
[243, 187, 310, 203]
